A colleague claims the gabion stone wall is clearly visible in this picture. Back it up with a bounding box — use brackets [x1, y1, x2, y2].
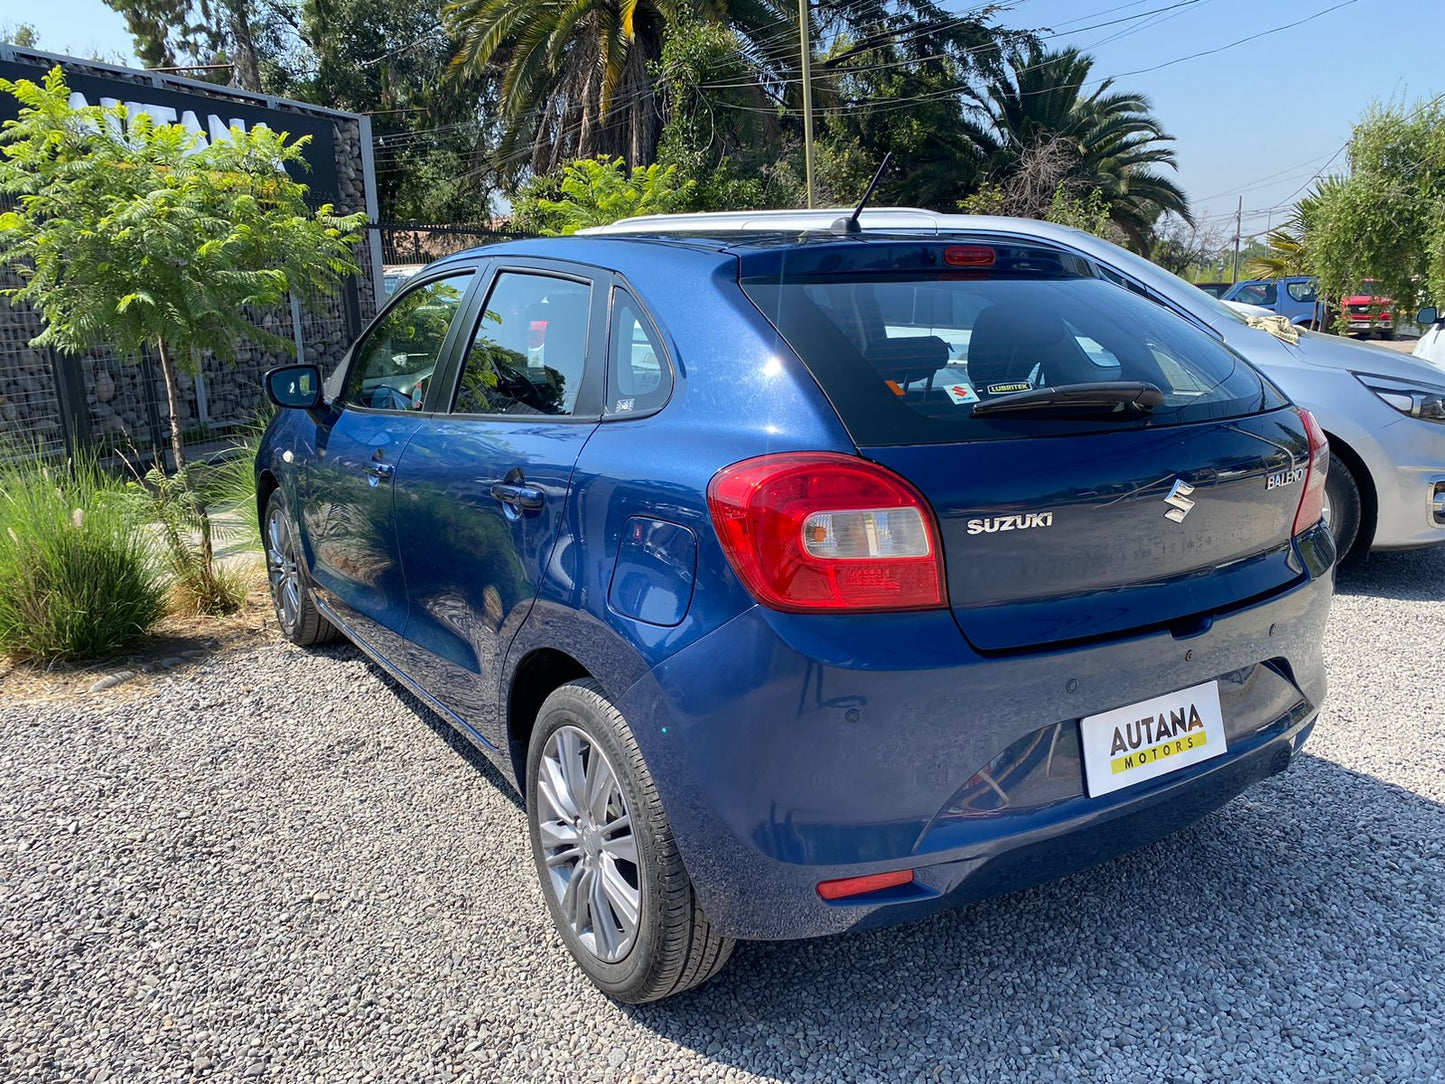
[0, 278, 64, 456]
[0, 56, 377, 463]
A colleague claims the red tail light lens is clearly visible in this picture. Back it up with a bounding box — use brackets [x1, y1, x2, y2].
[1293, 408, 1330, 537]
[707, 452, 946, 612]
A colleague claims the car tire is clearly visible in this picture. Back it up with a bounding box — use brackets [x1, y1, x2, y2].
[263, 490, 339, 646]
[526, 680, 735, 1003]
[1322, 452, 1362, 562]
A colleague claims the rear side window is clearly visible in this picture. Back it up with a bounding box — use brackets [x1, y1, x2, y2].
[1287, 280, 1317, 303]
[605, 288, 671, 416]
[741, 245, 1282, 446]
[452, 272, 591, 416]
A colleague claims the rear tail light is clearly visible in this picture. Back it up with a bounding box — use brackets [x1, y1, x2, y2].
[817, 869, 914, 900]
[707, 452, 946, 612]
[1293, 408, 1329, 537]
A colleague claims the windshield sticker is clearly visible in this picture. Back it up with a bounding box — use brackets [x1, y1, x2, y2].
[943, 381, 979, 405]
[986, 381, 1032, 395]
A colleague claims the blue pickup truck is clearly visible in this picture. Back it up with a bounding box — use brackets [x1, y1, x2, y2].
[1222, 276, 1325, 327]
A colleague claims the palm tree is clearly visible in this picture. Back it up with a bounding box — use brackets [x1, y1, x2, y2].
[445, 0, 793, 178]
[1245, 178, 1339, 279]
[964, 45, 1190, 251]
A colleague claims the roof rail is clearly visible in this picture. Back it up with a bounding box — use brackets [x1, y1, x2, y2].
[579, 207, 946, 235]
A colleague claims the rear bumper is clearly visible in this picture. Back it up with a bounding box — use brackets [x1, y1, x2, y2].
[615, 538, 1334, 940]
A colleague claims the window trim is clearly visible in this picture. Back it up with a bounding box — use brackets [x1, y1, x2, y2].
[330, 265, 480, 416]
[601, 279, 675, 421]
[438, 260, 608, 423]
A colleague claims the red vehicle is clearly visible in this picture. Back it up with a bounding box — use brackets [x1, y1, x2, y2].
[1342, 281, 1394, 339]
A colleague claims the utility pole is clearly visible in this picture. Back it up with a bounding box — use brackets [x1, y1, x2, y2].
[1231, 196, 1242, 283]
[799, 0, 816, 208]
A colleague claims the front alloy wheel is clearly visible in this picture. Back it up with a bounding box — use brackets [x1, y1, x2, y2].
[263, 491, 338, 646]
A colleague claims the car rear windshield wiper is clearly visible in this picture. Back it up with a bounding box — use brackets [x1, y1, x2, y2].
[970, 381, 1165, 418]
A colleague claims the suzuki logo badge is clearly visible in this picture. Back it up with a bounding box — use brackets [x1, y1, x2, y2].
[1163, 479, 1196, 523]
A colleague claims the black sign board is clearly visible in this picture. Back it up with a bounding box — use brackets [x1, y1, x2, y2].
[0, 54, 341, 206]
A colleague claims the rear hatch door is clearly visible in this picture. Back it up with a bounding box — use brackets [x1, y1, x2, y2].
[739, 238, 1309, 653]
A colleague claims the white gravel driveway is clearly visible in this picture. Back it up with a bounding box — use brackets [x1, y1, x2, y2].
[2, 551, 1442, 1083]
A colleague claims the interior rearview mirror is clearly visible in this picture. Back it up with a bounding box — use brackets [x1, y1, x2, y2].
[264, 363, 323, 410]
[1416, 307, 1439, 327]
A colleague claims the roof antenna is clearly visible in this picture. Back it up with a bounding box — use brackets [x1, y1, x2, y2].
[832, 152, 892, 234]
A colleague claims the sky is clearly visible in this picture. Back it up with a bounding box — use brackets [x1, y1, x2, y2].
[7, 0, 1442, 242]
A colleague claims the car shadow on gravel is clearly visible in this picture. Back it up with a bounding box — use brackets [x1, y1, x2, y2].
[338, 646, 525, 812]
[626, 753, 1443, 1080]
[1336, 545, 1445, 601]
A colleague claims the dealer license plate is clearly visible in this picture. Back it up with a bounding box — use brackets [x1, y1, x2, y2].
[1079, 680, 1227, 798]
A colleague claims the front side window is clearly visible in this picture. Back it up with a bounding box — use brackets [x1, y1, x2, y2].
[1234, 282, 1278, 307]
[453, 273, 591, 416]
[605, 289, 671, 416]
[343, 273, 472, 410]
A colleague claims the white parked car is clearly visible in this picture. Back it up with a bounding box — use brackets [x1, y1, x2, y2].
[1415, 306, 1445, 367]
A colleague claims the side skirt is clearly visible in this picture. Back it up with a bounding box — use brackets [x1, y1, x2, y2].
[313, 595, 500, 755]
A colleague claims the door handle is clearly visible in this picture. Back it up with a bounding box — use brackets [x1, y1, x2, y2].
[491, 482, 545, 511]
[363, 462, 395, 480]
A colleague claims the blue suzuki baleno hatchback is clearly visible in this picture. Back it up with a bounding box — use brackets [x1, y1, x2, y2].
[257, 229, 1334, 1002]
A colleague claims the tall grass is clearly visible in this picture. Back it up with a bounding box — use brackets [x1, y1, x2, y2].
[125, 418, 268, 617]
[0, 455, 166, 663]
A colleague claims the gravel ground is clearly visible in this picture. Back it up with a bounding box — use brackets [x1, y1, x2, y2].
[2, 553, 1443, 1084]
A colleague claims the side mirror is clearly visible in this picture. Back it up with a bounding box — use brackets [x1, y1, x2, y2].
[1416, 306, 1439, 326]
[264, 363, 323, 410]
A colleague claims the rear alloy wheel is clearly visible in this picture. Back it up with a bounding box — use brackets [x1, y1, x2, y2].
[264, 491, 338, 646]
[526, 680, 734, 1003]
[1321, 452, 1362, 562]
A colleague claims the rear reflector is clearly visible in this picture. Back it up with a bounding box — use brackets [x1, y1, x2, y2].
[817, 869, 915, 901]
[1292, 408, 1329, 537]
[707, 452, 946, 612]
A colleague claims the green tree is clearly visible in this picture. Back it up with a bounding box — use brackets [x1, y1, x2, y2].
[101, 0, 266, 89]
[0, 68, 365, 604]
[511, 155, 693, 233]
[1307, 99, 1445, 322]
[654, 20, 800, 211]
[964, 45, 1190, 251]
[259, 0, 500, 222]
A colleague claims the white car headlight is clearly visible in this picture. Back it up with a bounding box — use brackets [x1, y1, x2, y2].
[1354, 373, 1445, 422]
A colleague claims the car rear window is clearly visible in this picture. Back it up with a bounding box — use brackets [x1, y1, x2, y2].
[740, 242, 1283, 445]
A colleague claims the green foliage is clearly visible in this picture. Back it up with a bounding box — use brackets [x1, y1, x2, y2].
[0, 67, 367, 370]
[1045, 185, 1116, 237]
[1308, 100, 1445, 321]
[654, 21, 800, 211]
[132, 465, 250, 617]
[512, 155, 694, 234]
[0, 456, 166, 663]
[964, 45, 1190, 251]
[445, 0, 687, 176]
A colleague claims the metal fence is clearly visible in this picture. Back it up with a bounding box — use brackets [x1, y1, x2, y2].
[2, 225, 535, 465]
[370, 222, 532, 267]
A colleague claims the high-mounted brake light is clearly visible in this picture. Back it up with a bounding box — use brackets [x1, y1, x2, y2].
[707, 452, 946, 613]
[817, 869, 915, 901]
[944, 245, 996, 268]
[1292, 408, 1330, 538]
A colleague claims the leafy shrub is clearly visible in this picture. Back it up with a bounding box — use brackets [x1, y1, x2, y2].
[134, 465, 250, 618]
[0, 456, 166, 663]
